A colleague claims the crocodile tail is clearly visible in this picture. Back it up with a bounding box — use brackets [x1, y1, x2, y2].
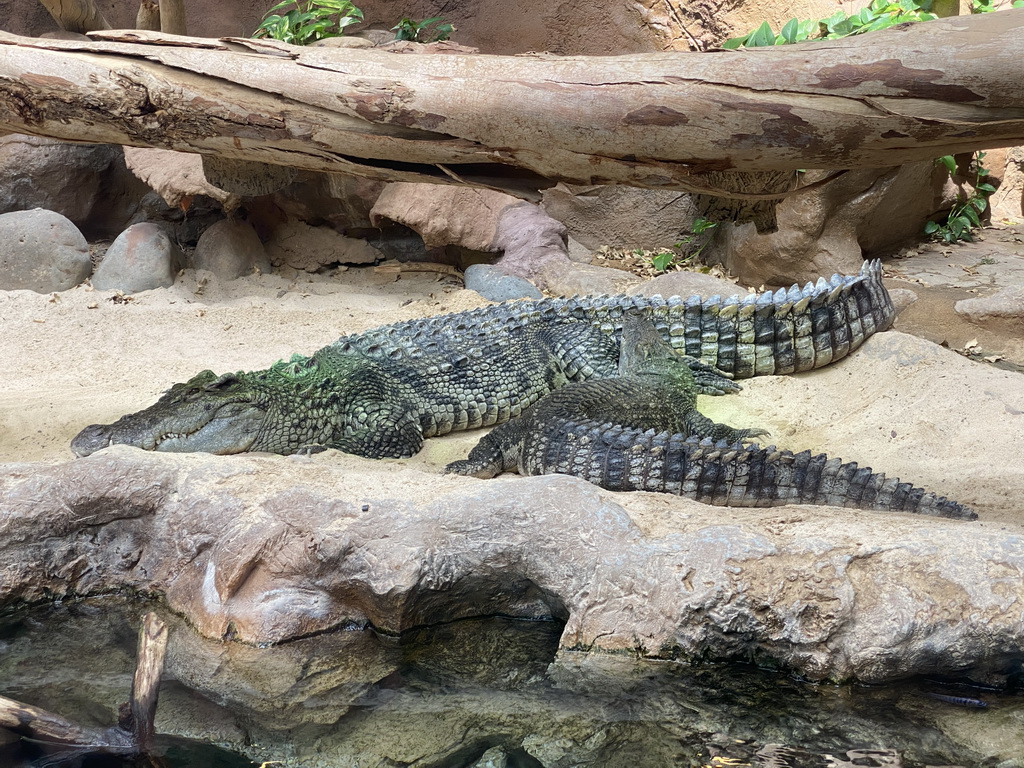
[661, 259, 896, 378]
[523, 424, 975, 520]
[336, 261, 895, 380]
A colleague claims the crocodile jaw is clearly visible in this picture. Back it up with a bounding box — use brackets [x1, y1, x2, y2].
[71, 404, 265, 457]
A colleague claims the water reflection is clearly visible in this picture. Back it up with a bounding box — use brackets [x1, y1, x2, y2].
[0, 596, 1019, 767]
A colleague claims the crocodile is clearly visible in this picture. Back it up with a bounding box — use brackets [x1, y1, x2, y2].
[71, 260, 896, 460]
[446, 314, 976, 520]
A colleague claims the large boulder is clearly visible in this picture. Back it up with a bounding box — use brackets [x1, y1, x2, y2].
[0, 426, 1020, 686]
[0, 135, 147, 238]
[191, 219, 272, 280]
[1, 330, 1022, 685]
[717, 163, 948, 286]
[370, 183, 520, 251]
[0, 208, 91, 292]
[541, 184, 700, 251]
[91, 222, 184, 293]
[987, 145, 1024, 221]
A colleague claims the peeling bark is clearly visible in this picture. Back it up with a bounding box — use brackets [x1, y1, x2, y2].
[36, 0, 110, 32]
[0, 12, 1022, 198]
[126, 613, 168, 752]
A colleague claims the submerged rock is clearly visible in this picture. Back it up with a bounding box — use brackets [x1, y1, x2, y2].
[2, 597, 1005, 768]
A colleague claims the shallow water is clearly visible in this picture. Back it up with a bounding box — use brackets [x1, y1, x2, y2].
[0, 596, 1020, 767]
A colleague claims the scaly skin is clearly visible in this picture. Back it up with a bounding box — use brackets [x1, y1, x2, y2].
[446, 315, 975, 520]
[71, 261, 895, 459]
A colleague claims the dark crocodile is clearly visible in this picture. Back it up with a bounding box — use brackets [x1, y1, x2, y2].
[71, 260, 896, 460]
[446, 314, 975, 520]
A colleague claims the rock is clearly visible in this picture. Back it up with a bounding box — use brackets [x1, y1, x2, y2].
[92, 222, 184, 293]
[471, 746, 510, 767]
[537, 259, 643, 296]
[955, 286, 1024, 327]
[123, 147, 238, 210]
[261, 172, 387, 234]
[566, 236, 594, 264]
[0, 135, 147, 237]
[370, 183, 521, 251]
[2, 330, 1023, 685]
[192, 219, 272, 279]
[129, 191, 228, 248]
[988, 145, 1024, 221]
[201, 156, 297, 197]
[2, 596, 993, 768]
[719, 163, 948, 286]
[463, 264, 543, 301]
[492, 203, 574, 284]
[0, 419, 1021, 686]
[886, 286, 919, 314]
[265, 220, 384, 271]
[542, 184, 699, 251]
[629, 270, 748, 300]
[0, 208, 91, 292]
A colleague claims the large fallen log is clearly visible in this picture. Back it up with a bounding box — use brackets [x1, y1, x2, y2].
[0, 11, 1022, 199]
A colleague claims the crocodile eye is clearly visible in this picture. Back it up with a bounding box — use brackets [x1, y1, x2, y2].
[204, 373, 240, 392]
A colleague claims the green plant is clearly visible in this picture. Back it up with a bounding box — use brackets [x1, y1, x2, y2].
[254, 0, 363, 45]
[723, 4, 1004, 247]
[651, 217, 719, 271]
[392, 16, 453, 42]
[971, 0, 1024, 11]
[924, 152, 997, 244]
[723, 0, 937, 48]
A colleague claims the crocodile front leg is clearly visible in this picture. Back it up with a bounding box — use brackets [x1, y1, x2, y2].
[326, 401, 426, 459]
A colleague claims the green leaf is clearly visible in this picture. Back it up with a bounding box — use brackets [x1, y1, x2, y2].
[973, 196, 988, 213]
[692, 217, 719, 234]
[780, 18, 800, 43]
[747, 21, 778, 47]
[721, 35, 748, 49]
[651, 252, 674, 271]
[924, 221, 940, 234]
[938, 155, 957, 174]
[266, 0, 298, 13]
[976, 182, 997, 194]
[963, 206, 981, 226]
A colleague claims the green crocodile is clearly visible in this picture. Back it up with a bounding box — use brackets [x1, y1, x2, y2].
[71, 260, 895, 460]
[446, 314, 975, 520]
